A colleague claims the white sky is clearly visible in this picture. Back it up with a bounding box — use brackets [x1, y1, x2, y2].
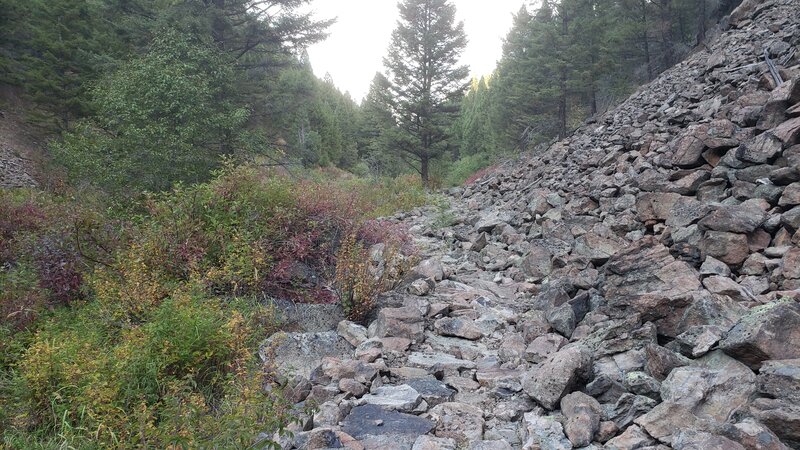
[304, 0, 527, 102]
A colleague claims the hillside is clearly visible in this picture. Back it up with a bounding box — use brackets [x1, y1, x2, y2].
[0, 86, 43, 189]
[269, 0, 800, 448]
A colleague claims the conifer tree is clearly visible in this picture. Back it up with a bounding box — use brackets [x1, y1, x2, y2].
[383, 0, 469, 186]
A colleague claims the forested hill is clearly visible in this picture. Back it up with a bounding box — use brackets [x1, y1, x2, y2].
[1, 0, 740, 191]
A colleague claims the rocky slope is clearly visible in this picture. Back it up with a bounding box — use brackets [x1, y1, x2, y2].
[264, 1, 800, 448]
[0, 86, 46, 189]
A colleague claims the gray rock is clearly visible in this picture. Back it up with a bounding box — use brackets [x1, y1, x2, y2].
[406, 378, 456, 407]
[412, 435, 457, 450]
[522, 413, 572, 450]
[525, 333, 568, 364]
[758, 359, 800, 404]
[259, 331, 354, 379]
[428, 402, 485, 443]
[607, 393, 658, 429]
[407, 352, 477, 372]
[434, 317, 483, 340]
[341, 404, 435, 440]
[523, 344, 592, 410]
[338, 320, 369, 347]
[561, 391, 603, 447]
[361, 384, 422, 412]
[604, 424, 656, 450]
[720, 300, 800, 369]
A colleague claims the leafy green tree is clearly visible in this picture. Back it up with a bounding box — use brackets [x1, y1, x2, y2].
[54, 31, 248, 192]
[383, 0, 470, 186]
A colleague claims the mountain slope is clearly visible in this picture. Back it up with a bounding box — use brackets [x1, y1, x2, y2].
[269, 1, 800, 448]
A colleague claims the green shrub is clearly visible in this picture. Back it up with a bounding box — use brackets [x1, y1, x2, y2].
[444, 153, 493, 187]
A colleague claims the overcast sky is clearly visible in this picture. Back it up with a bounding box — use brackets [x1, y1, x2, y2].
[304, 0, 527, 102]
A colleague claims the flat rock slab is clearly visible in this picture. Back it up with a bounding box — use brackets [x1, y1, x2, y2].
[342, 404, 435, 439]
[406, 378, 456, 407]
[361, 385, 422, 412]
[407, 352, 477, 372]
[259, 331, 354, 378]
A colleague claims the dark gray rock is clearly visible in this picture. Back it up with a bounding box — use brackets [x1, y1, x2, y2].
[342, 404, 435, 440]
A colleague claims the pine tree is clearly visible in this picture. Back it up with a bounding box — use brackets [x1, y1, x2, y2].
[383, 0, 469, 186]
[358, 73, 402, 176]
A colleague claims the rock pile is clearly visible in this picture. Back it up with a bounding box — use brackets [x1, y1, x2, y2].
[264, 0, 800, 448]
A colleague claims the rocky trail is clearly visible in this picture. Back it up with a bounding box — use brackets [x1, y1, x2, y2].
[263, 1, 800, 448]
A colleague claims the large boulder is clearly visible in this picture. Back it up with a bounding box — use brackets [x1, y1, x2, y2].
[259, 331, 354, 378]
[523, 344, 592, 410]
[373, 306, 426, 342]
[341, 405, 435, 443]
[720, 300, 800, 369]
[560, 391, 603, 447]
[604, 238, 701, 335]
[698, 204, 768, 234]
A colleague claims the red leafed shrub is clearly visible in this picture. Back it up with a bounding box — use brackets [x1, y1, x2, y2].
[33, 233, 84, 306]
[359, 219, 415, 256]
[0, 200, 46, 263]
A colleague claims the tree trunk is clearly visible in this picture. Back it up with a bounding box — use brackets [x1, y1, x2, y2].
[640, 0, 653, 81]
[697, 0, 707, 43]
[420, 156, 430, 187]
[659, 0, 674, 69]
[559, 14, 569, 139]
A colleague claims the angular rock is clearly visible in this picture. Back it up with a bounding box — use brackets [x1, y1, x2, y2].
[342, 404, 435, 440]
[701, 231, 750, 265]
[434, 317, 483, 341]
[720, 300, 800, 369]
[736, 132, 783, 164]
[407, 352, 477, 372]
[361, 385, 422, 412]
[374, 307, 425, 342]
[523, 344, 592, 410]
[525, 333, 568, 364]
[560, 391, 602, 447]
[428, 402, 485, 443]
[522, 413, 572, 450]
[259, 331, 355, 379]
[406, 378, 456, 407]
[758, 359, 800, 404]
[699, 204, 768, 234]
[520, 243, 553, 282]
